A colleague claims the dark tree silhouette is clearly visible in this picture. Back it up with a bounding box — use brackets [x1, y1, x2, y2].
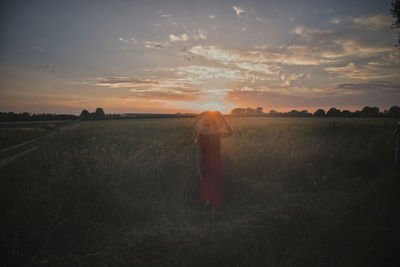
[313, 109, 326, 117]
[287, 110, 300, 117]
[389, 105, 400, 117]
[256, 107, 263, 116]
[327, 108, 341, 117]
[269, 110, 278, 117]
[361, 106, 379, 117]
[0, 112, 77, 121]
[300, 110, 312, 117]
[80, 109, 90, 120]
[246, 107, 258, 116]
[342, 110, 353, 117]
[95, 108, 105, 117]
[229, 106, 400, 118]
[392, 0, 400, 46]
[230, 108, 245, 116]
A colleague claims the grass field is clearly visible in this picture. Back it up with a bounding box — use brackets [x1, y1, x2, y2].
[0, 121, 75, 150]
[1, 118, 400, 266]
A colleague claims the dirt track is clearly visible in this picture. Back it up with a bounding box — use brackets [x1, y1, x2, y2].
[0, 122, 80, 169]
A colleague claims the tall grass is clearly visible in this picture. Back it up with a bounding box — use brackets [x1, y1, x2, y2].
[1, 118, 399, 266]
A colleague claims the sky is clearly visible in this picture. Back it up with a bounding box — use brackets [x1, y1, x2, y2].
[0, 0, 399, 114]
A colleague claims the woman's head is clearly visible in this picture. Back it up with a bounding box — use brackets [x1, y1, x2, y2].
[201, 111, 217, 127]
[193, 111, 224, 136]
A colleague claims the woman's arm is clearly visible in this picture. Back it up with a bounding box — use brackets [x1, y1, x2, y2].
[196, 136, 202, 177]
[217, 113, 233, 138]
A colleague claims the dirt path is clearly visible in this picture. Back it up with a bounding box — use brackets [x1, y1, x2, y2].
[0, 121, 80, 169]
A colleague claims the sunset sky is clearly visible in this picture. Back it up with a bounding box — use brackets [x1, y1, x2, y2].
[0, 0, 399, 114]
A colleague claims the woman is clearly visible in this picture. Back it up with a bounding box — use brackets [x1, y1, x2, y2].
[193, 111, 233, 220]
[394, 121, 400, 166]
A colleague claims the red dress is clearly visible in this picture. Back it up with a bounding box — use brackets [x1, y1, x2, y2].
[199, 133, 224, 207]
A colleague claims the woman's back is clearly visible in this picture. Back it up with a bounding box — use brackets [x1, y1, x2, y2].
[199, 134, 221, 154]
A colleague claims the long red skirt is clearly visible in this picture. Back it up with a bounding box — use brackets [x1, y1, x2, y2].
[199, 134, 223, 207]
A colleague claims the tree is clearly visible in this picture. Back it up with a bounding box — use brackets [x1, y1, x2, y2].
[360, 106, 379, 117]
[313, 109, 326, 117]
[300, 110, 312, 117]
[95, 108, 105, 118]
[388, 105, 400, 117]
[327, 108, 341, 117]
[342, 110, 353, 117]
[245, 107, 257, 116]
[231, 108, 245, 116]
[268, 110, 278, 117]
[256, 107, 264, 116]
[392, 0, 400, 46]
[287, 110, 300, 117]
[80, 109, 90, 120]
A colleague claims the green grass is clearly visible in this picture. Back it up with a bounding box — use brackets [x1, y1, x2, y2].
[1, 118, 399, 266]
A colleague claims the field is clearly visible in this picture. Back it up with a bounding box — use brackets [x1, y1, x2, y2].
[0, 121, 74, 150]
[1, 118, 400, 266]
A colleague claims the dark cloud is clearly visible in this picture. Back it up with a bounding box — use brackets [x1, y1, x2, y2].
[336, 81, 400, 93]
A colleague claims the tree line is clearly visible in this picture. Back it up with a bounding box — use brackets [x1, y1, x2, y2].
[2, 106, 399, 122]
[0, 112, 78, 122]
[0, 108, 107, 122]
[0, 108, 196, 122]
[230, 106, 400, 118]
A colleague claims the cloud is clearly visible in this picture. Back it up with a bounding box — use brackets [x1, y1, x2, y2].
[169, 30, 206, 42]
[231, 85, 342, 96]
[290, 25, 333, 39]
[118, 37, 137, 44]
[233, 6, 245, 17]
[182, 39, 399, 97]
[115, 21, 399, 106]
[352, 14, 393, 30]
[209, 15, 215, 19]
[256, 17, 272, 24]
[188, 44, 334, 66]
[330, 18, 342, 24]
[91, 77, 160, 89]
[118, 37, 129, 44]
[169, 33, 189, 42]
[144, 41, 169, 48]
[88, 76, 205, 101]
[176, 65, 242, 81]
[335, 81, 400, 93]
[288, 25, 396, 59]
[192, 29, 207, 40]
[325, 62, 395, 80]
[334, 39, 395, 57]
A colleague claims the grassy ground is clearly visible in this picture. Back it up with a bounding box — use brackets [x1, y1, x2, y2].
[0, 121, 74, 150]
[1, 118, 399, 266]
